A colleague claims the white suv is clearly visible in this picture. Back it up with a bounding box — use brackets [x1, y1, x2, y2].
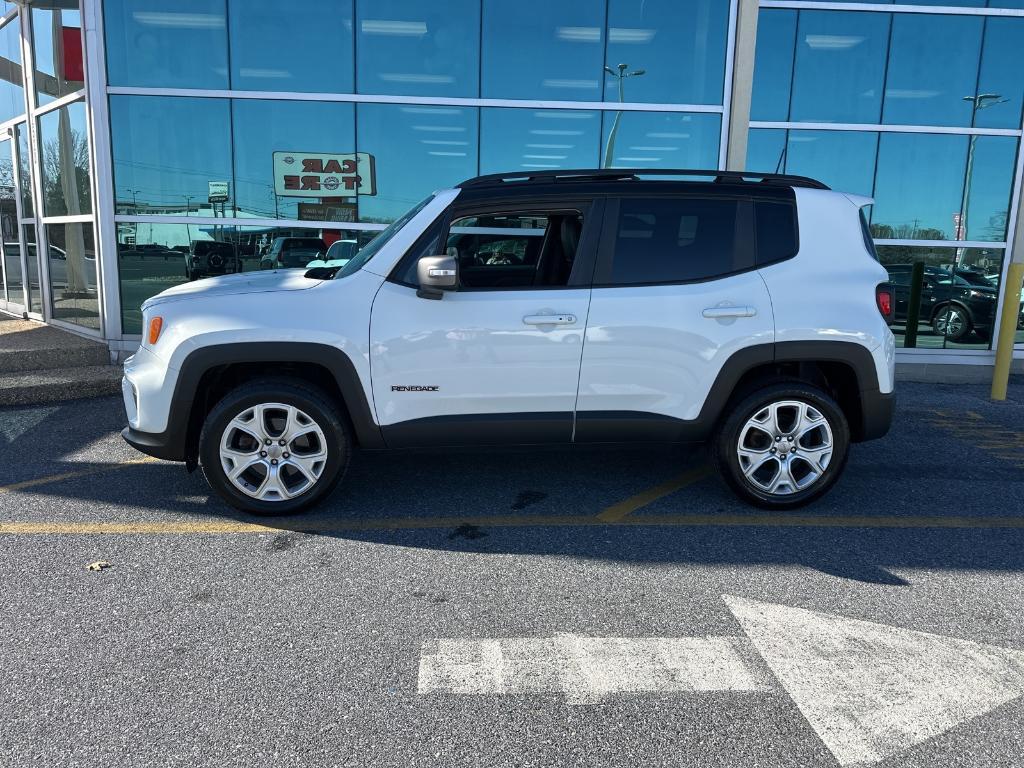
[122, 169, 896, 514]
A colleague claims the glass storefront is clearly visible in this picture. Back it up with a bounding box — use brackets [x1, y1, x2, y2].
[1, 0, 1021, 362]
[750, 5, 1024, 351]
[0, 1, 97, 331]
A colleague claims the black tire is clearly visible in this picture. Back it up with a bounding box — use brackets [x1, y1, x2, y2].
[199, 378, 351, 516]
[931, 304, 971, 342]
[713, 382, 850, 510]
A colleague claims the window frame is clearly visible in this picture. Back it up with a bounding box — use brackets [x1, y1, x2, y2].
[389, 197, 602, 292]
[593, 192, 768, 288]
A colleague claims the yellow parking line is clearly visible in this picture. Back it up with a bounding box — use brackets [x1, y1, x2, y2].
[3, 511, 1024, 535]
[595, 464, 714, 522]
[0, 457, 158, 495]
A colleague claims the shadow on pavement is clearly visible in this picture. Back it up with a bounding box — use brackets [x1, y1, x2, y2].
[2, 386, 1023, 586]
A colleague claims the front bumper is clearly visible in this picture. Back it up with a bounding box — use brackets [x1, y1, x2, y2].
[122, 425, 187, 462]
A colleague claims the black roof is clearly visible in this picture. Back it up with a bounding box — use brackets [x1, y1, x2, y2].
[458, 168, 829, 191]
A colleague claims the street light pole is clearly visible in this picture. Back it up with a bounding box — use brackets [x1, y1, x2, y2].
[603, 63, 645, 169]
[960, 93, 1006, 247]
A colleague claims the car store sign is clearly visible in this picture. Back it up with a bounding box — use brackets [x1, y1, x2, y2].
[273, 152, 376, 197]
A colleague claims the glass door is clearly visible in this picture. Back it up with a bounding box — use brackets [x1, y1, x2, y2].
[0, 134, 25, 314]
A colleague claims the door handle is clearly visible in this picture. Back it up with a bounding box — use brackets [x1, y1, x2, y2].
[523, 314, 576, 326]
[702, 306, 757, 319]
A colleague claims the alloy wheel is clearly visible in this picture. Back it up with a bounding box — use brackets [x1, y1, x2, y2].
[736, 400, 834, 496]
[219, 402, 329, 501]
[935, 307, 966, 339]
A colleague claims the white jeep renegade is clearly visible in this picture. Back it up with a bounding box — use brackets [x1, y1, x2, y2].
[122, 169, 896, 514]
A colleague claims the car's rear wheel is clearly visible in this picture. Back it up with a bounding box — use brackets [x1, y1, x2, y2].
[199, 379, 350, 515]
[713, 383, 850, 510]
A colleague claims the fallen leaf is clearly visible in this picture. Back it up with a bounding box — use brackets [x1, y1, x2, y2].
[86, 560, 112, 572]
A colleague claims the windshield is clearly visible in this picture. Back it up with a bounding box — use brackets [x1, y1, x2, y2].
[335, 194, 435, 279]
[955, 270, 996, 287]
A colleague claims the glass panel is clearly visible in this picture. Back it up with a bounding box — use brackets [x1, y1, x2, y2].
[118, 223, 373, 333]
[481, 0, 605, 101]
[790, 11, 889, 124]
[0, 139, 19, 304]
[32, 2, 84, 106]
[974, 18, 1024, 130]
[877, 245, 1003, 350]
[751, 10, 797, 122]
[745, 128, 788, 174]
[600, 112, 720, 170]
[16, 123, 32, 217]
[873, 133, 966, 241]
[963, 135, 1017, 242]
[604, 0, 729, 105]
[103, 0, 228, 89]
[480, 108, 601, 174]
[883, 14, 983, 127]
[0, 15, 25, 124]
[23, 223, 40, 314]
[232, 99, 356, 222]
[783, 130, 877, 197]
[357, 0, 478, 97]
[873, 133, 1016, 243]
[754, 199, 798, 265]
[356, 103, 477, 223]
[448, 212, 577, 289]
[46, 221, 99, 330]
[606, 196, 739, 285]
[110, 95, 232, 216]
[38, 99, 92, 216]
[230, 0, 354, 93]
[777, 0, 1024, 6]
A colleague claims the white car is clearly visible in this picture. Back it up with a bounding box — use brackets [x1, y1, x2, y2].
[305, 238, 359, 269]
[122, 169, 895, 514]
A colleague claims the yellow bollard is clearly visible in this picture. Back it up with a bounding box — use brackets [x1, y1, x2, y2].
[991, 261, 1024, 400]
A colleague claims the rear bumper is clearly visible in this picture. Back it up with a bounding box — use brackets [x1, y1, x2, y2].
[857, 389, 894, 442]
[122, 426, 186, 462]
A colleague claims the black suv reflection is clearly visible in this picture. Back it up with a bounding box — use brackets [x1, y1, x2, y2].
[186, 241, 240, 281]
[884, 264, 1000, 342]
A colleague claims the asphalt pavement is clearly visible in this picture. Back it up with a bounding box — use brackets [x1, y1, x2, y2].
[1, 382, 1023, 767]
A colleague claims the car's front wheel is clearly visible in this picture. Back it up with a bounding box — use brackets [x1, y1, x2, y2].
[713, 383, 850, 510]
[932, 304, 971, 342]
[199, 379, 351, 515]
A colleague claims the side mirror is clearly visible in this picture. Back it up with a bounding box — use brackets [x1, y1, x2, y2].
[416, 255, 458, 300]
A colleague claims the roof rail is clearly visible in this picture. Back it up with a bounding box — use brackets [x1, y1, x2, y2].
[458, 168, 830, 190]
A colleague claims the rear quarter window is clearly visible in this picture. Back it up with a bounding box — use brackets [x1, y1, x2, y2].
[754, 199, 798, 265]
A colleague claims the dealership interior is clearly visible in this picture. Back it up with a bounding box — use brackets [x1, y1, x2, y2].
[0, 0, 1021, 368]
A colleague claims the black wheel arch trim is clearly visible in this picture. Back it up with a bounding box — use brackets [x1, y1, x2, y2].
[122, 342, 384, 464]
[122, 339, 890, 463]
[575, 340, 891, 444]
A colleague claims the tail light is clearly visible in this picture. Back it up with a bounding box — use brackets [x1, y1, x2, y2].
[876, 284, 894, 324]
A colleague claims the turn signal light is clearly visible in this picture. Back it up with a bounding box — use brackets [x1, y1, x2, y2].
[147, 316, 164, 345]
[875, 285, 894, 324]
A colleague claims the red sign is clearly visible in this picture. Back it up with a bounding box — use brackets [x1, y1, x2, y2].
[61, 27, 84, 82]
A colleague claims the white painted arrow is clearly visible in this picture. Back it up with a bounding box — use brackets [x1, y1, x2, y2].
[724, 595, 1024, 767]
[418, 635, 770, 704]
[419, 598, 1024, 765]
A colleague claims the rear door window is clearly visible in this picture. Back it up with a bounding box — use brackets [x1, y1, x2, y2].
[602, 197, 741, 285]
